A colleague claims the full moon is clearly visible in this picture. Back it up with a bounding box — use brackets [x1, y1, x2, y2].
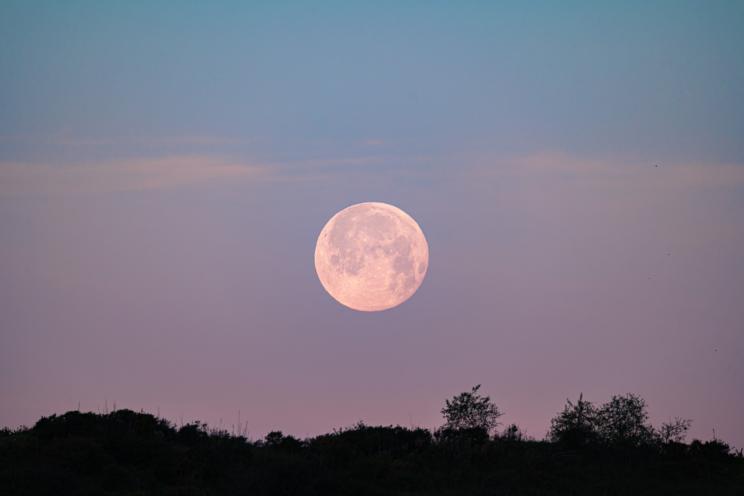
[314, 202, 429, 312]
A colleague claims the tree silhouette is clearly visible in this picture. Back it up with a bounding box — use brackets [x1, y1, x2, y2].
[440, 384, 502, 434]
[596, 393, 654, 446]
[658, 417, 692, 444]
[549, 393, 598, 447]
[1, 398, 742, 495]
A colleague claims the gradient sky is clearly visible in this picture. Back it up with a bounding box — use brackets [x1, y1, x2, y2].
[2, 1, 743, 446]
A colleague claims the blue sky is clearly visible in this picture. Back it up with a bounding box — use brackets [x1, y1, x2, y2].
[2, 1, 743, 162]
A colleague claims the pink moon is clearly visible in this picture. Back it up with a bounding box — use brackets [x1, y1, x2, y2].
[314, 202, 429, 312]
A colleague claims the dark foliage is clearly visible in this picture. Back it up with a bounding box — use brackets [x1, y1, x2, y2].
[441, 384, 502, 434]
[596, 393, 655, 447]
[1, 401, 743, 495]
[658, 417, 693, 444]
[549, 393, 598, 447]
[550, 392, 697, 451]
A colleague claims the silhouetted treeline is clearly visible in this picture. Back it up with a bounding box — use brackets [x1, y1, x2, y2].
[1, 389, 743, 495]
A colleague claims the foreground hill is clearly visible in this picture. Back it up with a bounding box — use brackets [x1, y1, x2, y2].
[1, 410, 743, 495]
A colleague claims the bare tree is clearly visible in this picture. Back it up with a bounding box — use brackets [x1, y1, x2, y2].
[658, 417, 692, 444]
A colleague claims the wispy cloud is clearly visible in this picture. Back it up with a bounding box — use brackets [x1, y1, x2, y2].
[0, 156, 270, 195]
[470, 151, 744, 191]
[463, 151, 744, 248]
[0, 149, 439, 196]
[0, 134, 251, 147]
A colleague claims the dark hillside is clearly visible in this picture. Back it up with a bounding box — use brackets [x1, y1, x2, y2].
[1, 409, 743, 496]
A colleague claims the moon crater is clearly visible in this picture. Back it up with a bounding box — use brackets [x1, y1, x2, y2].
[314, 202, 429, 312]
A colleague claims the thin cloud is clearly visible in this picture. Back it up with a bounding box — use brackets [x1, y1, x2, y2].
[464, 151, 744, 246]
[0, 156, 270, 195]
[0, 134, 251, 147]
[0, 151, 437, 195]
[470, 151, 744, 191]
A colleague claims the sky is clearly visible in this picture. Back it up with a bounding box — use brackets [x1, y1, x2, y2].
[1, 1, 743, 446]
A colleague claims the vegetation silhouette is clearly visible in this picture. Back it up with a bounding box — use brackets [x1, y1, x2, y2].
[1, 388, 742, 495]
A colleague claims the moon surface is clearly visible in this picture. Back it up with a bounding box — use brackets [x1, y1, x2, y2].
[314, 202, 429, 312]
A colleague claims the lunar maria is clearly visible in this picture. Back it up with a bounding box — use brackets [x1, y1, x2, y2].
[314, 202, 429, 312]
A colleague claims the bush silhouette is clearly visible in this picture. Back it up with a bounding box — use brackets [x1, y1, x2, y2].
[549, 393, 598, 447]
[1, 394, 742, 495]
[596, 393, 655, 447]
[500, 423, 526, 442]
[440, 385, 502, 435]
